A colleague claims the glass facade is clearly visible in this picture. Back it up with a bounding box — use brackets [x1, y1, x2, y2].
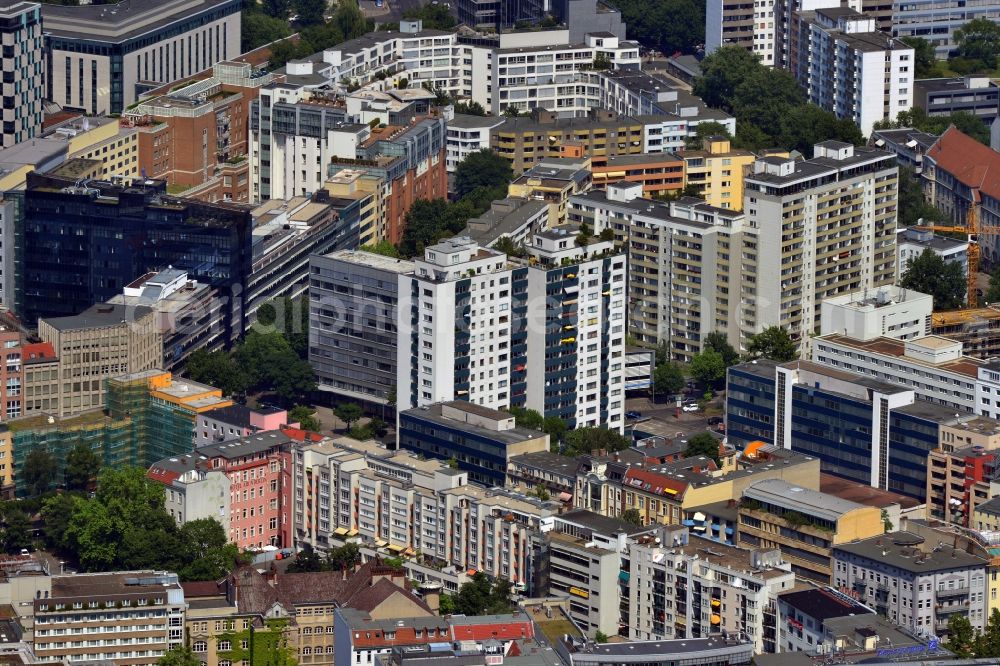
[725, 365, 777, 448]
[21, 172, 251, 329]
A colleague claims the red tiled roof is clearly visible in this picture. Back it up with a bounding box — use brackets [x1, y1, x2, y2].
[146, 467, 180, 485]
[181, 580, 225, 597]
[22, 342, 55, 360]
[927, 126, 1000, 203]
[280, 426, 324, 442]
[623, 468, 687, 497]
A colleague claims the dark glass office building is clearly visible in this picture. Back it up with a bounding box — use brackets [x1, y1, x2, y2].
[21, 170, 252, 332]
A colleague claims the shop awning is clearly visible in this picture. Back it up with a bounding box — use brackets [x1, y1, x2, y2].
[404, 548, 416, 556]
[387, 544, 405, 553]
[693, 512, 706, 522]
[558, 492, 573, 502]
[619, 571, 630, 583]
[347, 528, 359, 536]
[375, 539, 388, 547]
[333, 527, 349, 536]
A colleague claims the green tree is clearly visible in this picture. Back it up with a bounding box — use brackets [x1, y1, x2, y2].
[900, 248, 967, 310]
[978, 608, 1000, 657]
[896, 165, 945, 226]
[901, 36, 936, 77]
[327, 542, 361, 570]
[262, 0, 291, 18]
[178, 519, 241, 582]
[689, 349, 725, 386]
[986, 266, 1000, 304]
[494, 236, 526, 258]
[402, 3, 456, 29]
[594, 631, 609, 643]
[880, 508, 894, 533]
[613, 0, 704, 56]
[333, 0, 370, 38]
[287, 543, 326, 573]
[241, 11, 294, 52]
[1, 509, 31, 554]
[64, 443, 101, 492]
[509, 407, 544, 430]
[703, 331, 739, 367]
[693, 47, 761, 111]
[289, 405, 321, 432]
[777, 104, 863, 154]
[543, 417, 567, 447]
[335, 403, 363, 431]
[531, 485, 551, 501]
[502, 106, 523, 118]
[746, 327, 799, 362]
[955, 17, 1000, 68]
[454, 100, 487, 116]
[455, 149, 512, 199]
[562, 427, 630, 457]
[946, 614, 976, 658]
[23, 450, 57, 497]
[360, 240, 401, 258]
[685, 432, 721, 465]
[653, 362, 685, 396]
[621, 508, 642, 526]
[185, 348, 250, 397]
[295, 0, 327, 27]
[158, 646, 202, 666]
[64, 468, 183, 572]
[685, 121, 731, 149]
[41, 493, 77, 550]
[451, 572, 515, 615]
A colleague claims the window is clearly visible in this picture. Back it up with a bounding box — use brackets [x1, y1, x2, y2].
[218, 641, 231, 651]
[193, 642, 207, 653]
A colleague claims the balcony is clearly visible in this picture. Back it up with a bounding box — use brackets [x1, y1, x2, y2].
[936, 587, 970, 598]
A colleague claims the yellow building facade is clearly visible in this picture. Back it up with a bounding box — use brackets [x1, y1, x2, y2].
[682, 137, 755, 210]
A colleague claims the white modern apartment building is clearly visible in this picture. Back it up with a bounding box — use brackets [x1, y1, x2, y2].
[812, 333, 982, 411]
[628, 529, 794, 654]
[790, 7, 914, 135]
[42, 0, 242, 115]
[820, 285, 933, 342]
[570, 182, 759, 359]
[293, 436, 559, 591]
[396, 234, 626, 430]
[706, 0, 781, 65]
[444, 112, 506, 175]
[745, 142, 899, 355]
[0, 1, 42, 149]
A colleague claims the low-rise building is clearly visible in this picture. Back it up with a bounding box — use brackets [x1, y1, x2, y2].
[869, 127, 939, 174]
[148, 454, 231, 531]
[925, 416, 1000, 525]
[33, 571, 186, 666]
[914, 76, 1000, 129]
[444, 112, 506, 180]
[739, 479, 884, 583]
[506, 451, 579, 496]
[559, 635, 753, 666]
[819, 286, 932, 342]
[590, 151, 684, 197]
[833, 531, 990, 636]
[932, 306, 1000, 360]
[462, 197, 548, 249]
[507, 158, 592, 227]
[193, 404, 288, 448]
[897, 227, 968, 279]
[398, 402, 549, 486]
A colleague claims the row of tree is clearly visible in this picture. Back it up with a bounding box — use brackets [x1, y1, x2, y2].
[693, 47, 862, 152]
[242, 0, 372, 67]
[653, 327, 798, 397]
[42, 468, 245, 579]
[507, 408, 632, 456]
[874, 106, 990, 146]
[947, 611, 1000, 658]
[398, 149, 513, 257]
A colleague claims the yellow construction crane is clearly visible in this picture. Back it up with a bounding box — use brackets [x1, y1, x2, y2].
[915, 202, 996, 308]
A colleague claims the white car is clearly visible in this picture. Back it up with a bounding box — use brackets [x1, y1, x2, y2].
[682, 403, 699, 412]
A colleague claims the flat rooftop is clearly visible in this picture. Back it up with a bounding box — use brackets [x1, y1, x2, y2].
[834, 532, 988, 572]
[51, 571, 181, 598]
[743, 478, 867, 522]
[401, 403, 544, 445]
[820, 473, 922, 510]
[817, 333, 985, 378]
[322, 249, 416, 274]
[558, 508, 651, 535]
[41, 0, 239, 42]
[779, 588, 872, 621]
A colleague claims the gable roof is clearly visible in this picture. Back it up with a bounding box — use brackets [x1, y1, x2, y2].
[926, 126, 1000, 203]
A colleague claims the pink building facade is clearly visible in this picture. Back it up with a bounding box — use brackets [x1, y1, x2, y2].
[202, 430, 294, 550]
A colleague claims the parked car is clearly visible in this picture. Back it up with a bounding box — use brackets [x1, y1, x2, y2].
[625, 410, 642, 419]
[682, 403, 700, 412]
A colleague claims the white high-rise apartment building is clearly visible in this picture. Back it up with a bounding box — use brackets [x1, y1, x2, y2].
[396, 234, 627, 430]
[745, 141, 898, 355]
[0, 1, 42, 148]
[790, 7, 913, 135]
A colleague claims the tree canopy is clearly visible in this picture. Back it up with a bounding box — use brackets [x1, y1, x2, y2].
[685, 432, 721, 464]
[64, 444, 102, 493]
[158, 646, 202, 666]
[746, 326, 798, 362]
[897, 165, 946, 226]
[402, 3, 456, 30]
[956, 18, 1000, 69]
[703, 331, 740, 367]
[901, 37, 936, 77]
[653, 362, 685, 396]
[613, 0, 705, 56]
[455, 149, 513, 199]
[442, 572, 515, 616]
[900, 248, 967, 310]
[689, 349, 725, 386]
[53, 468, 245, 579]
[23, 450, 57, 498]
[693, 47, 862, 152]
[875, 106, 990, 146]
[561, 427, 630, 457]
